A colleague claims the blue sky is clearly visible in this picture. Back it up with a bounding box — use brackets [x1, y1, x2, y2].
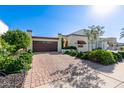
[0, 5, 124, 42]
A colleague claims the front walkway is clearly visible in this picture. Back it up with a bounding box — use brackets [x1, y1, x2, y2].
[23, 52, 124, 88]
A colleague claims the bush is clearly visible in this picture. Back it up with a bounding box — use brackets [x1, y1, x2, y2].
[75, 52, 83, 58]
[64, 51, 70, 55]
[112, 52, 122, 62]
[88, 50, 116, 65]
[118, 52, 124, 58]
[92, 47, 102, 51]
[0, 52, 32, 74]
[69, 51, 77, 56]
[64, 49, 119, 65]
[81, 51, 90, 60]
[64, 50, 79, 57]
[17, 52, 32, 70]
[63, 46, 77, 50]
[120, 46, 124, 51]
[1, 30, 31, 52]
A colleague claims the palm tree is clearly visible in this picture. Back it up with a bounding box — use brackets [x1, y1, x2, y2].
[120, 28, 124, 39]
[95, 25, 104, 48]
[84, 29, 92, 51]
[88, 25, 97, 50]
[88, 25, 104, 50]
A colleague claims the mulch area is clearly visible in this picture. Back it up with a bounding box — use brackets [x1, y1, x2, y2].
[0, 72, 26, 88]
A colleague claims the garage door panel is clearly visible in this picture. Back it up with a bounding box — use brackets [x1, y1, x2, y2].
[33, 41, 57, 52]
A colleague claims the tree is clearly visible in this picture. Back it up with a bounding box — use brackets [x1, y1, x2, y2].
[85, 25, 104, 50]
[120, 28, 124, 39]
[84, 29, 92, 51]
[1, 29, 31, 52]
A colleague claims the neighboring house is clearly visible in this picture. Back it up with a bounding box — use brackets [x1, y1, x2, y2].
[0, 20, 9, 48]
[27, 29, 117, 52]
[106, 37, 118, 50]
[0, 20, 9, 34]
[116, 42, 124, 50]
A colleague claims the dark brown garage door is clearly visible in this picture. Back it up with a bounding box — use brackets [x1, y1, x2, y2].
[33, 41, 58, 52]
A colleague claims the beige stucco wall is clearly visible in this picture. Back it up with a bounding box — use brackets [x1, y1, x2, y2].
[67, 35, 88, 52]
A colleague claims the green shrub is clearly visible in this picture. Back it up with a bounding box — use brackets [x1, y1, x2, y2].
[0, 52, 32, 74]
[69, 51, 77, 56]
[81, 51, 90, 60]
[0, 54, 16, 73]
[64, 50, 79, 57]
[64, 51, 70, 54]
[118, 52, 124, 58]
[17, 52, 32, 71]
[120, 46, 124, 51]
[88, 50, 116, 65]
[75, 52, 83, 58]
[112, 52, 122, 62]
[27, 49, 32, 54]
[1, 30, 31, 52]
[92, 47, 102, 51]
[63, 46, 77, 50]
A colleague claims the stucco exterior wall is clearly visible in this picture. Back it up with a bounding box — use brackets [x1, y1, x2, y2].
[67, 35, 88, 52]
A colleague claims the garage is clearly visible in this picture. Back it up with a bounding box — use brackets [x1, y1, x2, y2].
[32, 36, 58, 52]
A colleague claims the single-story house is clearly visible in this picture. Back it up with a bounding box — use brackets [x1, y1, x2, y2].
[27, 29, 117, 52]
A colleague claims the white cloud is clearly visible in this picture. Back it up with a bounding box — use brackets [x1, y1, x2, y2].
[0, 20, 9, 34]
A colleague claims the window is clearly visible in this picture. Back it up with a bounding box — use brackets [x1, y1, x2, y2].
[77, 40, 86, 47]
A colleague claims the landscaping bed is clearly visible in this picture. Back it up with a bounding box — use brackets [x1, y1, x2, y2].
[0, 72, 25, 88]
[64, 49, 123, 65]
[0, 30, 32, 88]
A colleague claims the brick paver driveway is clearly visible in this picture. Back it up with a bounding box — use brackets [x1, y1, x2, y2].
[23, 52, 80, 88]
[23, 52, 124, 88]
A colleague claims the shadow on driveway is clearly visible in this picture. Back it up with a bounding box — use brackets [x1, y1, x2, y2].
[80, 59, 116, 73]
[50, 63, 105, 88]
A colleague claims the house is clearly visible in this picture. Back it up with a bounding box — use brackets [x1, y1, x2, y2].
[0, 20, 9, 34]
[0, 20, 117, 52]
[27, 30, 59, 52]
[27, 29, 117, 52]
[0, 20, 9, 48]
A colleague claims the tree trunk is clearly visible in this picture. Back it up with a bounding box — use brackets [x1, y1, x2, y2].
[96, 40, 97, 49]
[88, 37, 90, 51]
[91, 40, 93, 50]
